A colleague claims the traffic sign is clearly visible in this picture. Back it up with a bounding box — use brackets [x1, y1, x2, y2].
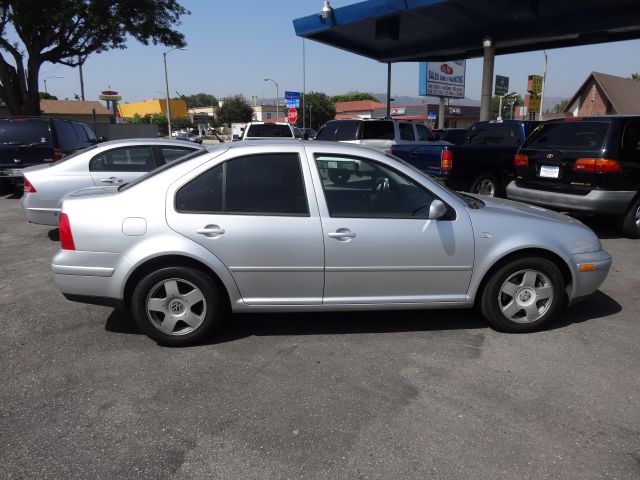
[495, 75, 509, 96]
[427, 112, 437, 121]
[285, 91, 300, 108]
[287, 107, 298, 123]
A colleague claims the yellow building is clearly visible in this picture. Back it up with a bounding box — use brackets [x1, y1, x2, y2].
[117, 98, 188, 120]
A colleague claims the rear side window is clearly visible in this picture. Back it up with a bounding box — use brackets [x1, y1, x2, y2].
[361, 121, 394, 140]
[245, 124, 292, 138]
[54, 121, 79, 149]
[621, 122, 640, 160]
[176, 153, 308, 216]
[399, 123, 415, 141]
[72, 123, 88, 143]
[0, 119, 52, 145]
[83, 125, 97, 141]
[315, 121, 338, 141]
[89, 146, 156, 172]
[161, 146, 198, 163]
[523, 121, 610, 151]
[334, 121, 360, 141]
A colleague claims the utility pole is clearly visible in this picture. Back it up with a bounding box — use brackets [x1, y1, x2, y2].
[302, 38, 306, 130]
[78, 56, 85, 101]
[540, 51, 548, 120]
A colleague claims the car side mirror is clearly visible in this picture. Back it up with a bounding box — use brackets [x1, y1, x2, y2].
[428, 199, 447, 220]
[97, 136, 107, 143]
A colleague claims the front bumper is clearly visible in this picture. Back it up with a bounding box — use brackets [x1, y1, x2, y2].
[506, 181, 635, 215]
[569, 250, 612, 303]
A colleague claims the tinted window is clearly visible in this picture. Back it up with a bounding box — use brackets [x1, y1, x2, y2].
[315, 121, 338, 141]
[416, 124, 435, 141]
[443, 129, 468, 146]
[523, 121, 610, 151]
[83, 125, 97, 141]
[0, 119, 52, 145]
[315, 154, 435, 218]
[621, 122, 640, 160]
[468, 124, 520, 146]
[361, 121, 394, 140]
[399, 123, 415, 141]
[161, 146, 198, 163]
[226, 154, 307, 215]
[72, 123, 88, 143]
[245, 124, 293, 138]
[176, 164, 223, 212]
[89, 146, 156, 172]
[334, 121, 360, 141]
[54, 121, 79, 149]
[176, 153, 308, 216]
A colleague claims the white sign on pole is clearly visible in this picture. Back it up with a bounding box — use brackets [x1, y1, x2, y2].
[419, 60, 466, 99]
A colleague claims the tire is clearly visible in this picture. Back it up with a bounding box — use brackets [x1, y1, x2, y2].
[617, 197, 640, 239]
[480, 257, 565, 333]
[131, 267, 223, 347]
[470, 174, 498, 197]
[328, 169, 351, 185]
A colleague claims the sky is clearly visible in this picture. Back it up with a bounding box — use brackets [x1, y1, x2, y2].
[34, 0, 640, 106]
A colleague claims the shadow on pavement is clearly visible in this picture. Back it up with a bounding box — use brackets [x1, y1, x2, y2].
[573, 214, 624, 240]
[48, 228, 60, 241]
[104, 289, 621, 344]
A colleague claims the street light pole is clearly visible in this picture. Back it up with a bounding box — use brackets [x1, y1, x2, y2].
[43, 75, 63, 95]
[540, 50, 548, 121]
[264, 78, 279, 121]
[163, 47, 186, 138]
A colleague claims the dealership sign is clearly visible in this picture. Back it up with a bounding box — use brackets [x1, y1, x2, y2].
[419, 61, 466, 98]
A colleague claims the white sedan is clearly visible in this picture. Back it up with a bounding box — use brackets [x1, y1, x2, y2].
[21, 138, 203, 225]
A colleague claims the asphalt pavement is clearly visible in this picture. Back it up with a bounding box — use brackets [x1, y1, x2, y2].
[1, 191, 638, 480]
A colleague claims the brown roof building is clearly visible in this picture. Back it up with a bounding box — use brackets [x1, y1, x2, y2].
[39, 99, 112, 124]
[334, 100, 386, 119]
[564, 72, 640, 117]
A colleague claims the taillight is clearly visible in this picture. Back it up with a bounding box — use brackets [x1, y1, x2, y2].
[441, 149, 453, 173]
[23, 177, 36, 193]
[573, 158, 621, 173]
[59, 213, 76, 250]
[387, 147, 393, 155]
[514, 153, 529, 167]
[53, 148, 63, 161]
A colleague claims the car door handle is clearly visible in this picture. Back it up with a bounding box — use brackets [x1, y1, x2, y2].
[100, 176, 124, 184]
[196, 225, 225, 237]
[328, 229, 356, 240]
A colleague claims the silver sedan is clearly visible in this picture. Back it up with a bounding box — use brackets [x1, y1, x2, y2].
[51, 141, 612, 346]
[20, 138, 203, 225]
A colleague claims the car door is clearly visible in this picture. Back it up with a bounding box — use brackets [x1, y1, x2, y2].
[89, 145, 160, 186]
[309, 149, 474, 304]
[165, 148, 324, 305]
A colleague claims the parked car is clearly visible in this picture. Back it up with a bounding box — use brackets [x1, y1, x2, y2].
[0, 117, 102, 189]
[174, 132, 203, 144]
[506, 116, 640, 237]
[52, 140, 611, 346]
[391, 120, 541, 197]
[21, 139, 203, 226]
[432, 128, 468, 146]
[240, 122, 295, 140]
[293, 127, 317, 140]
[315, 118, 450, 152]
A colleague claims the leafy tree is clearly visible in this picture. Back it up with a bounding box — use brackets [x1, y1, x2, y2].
[330, 92, 378, 103]
[0, 0, 189, 115]
[297, 92, 336, 131]
[38, 92, 57, 100]
[550, 99, 570, 113]
[172, 117, 193, 130]
[181, 92, 218, 108]
[148, 113, 168, 135]
[630, 73, 640, 81]
[491, 93, 523, 119]
[217, 95, 253, 125]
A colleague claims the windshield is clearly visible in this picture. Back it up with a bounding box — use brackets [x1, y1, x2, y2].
[246, 124, 293, 138]
[0, 119, 52, 145]
[119, 148, 215, 192]
[523, 121, 610, 151]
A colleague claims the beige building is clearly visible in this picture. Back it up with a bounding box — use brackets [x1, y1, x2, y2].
[39, 99, 112, 124]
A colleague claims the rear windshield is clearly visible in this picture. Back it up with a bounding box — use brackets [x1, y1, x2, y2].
[246, 124, 293, 138]
[361, 121, 394, 140]
[523, 121, 610, 151]
[0, 119, 52, 145]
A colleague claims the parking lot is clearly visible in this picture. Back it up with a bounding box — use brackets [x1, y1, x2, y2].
[1, 191, 638, 479]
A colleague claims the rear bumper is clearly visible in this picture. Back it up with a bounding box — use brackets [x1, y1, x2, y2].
[20, 194, 60, 226]
[506, 181, 635, 214]
[569, 250, 612, 303]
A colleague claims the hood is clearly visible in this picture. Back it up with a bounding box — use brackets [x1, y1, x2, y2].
[475, 195, 583, 225]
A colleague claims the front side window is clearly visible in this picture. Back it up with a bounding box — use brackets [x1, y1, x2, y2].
[315, 154, 435, 218]
[89, 146, 156, 172]
[361, 121, 394, 140]
[176, 153, 308, 216]
[333, 121, 360, 141]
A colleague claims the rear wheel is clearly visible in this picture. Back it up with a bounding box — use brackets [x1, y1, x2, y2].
[131, 267, 223, 346]
[480, 257, 565, 332]
[470, 174, 498, 197]
[618, 197, 640, 239]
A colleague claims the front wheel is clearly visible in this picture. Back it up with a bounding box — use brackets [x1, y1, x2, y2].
[617, 197, 640, 239]
[328, 169, 351, 185]
[131, 267, 223, 346]
[480, 257, 565, 332]
[470, 174, 498, 197]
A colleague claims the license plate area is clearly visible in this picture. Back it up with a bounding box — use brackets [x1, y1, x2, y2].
[539, 165, 560, 179]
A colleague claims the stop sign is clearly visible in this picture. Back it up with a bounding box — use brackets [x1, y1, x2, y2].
[287, 107, 298, 123]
